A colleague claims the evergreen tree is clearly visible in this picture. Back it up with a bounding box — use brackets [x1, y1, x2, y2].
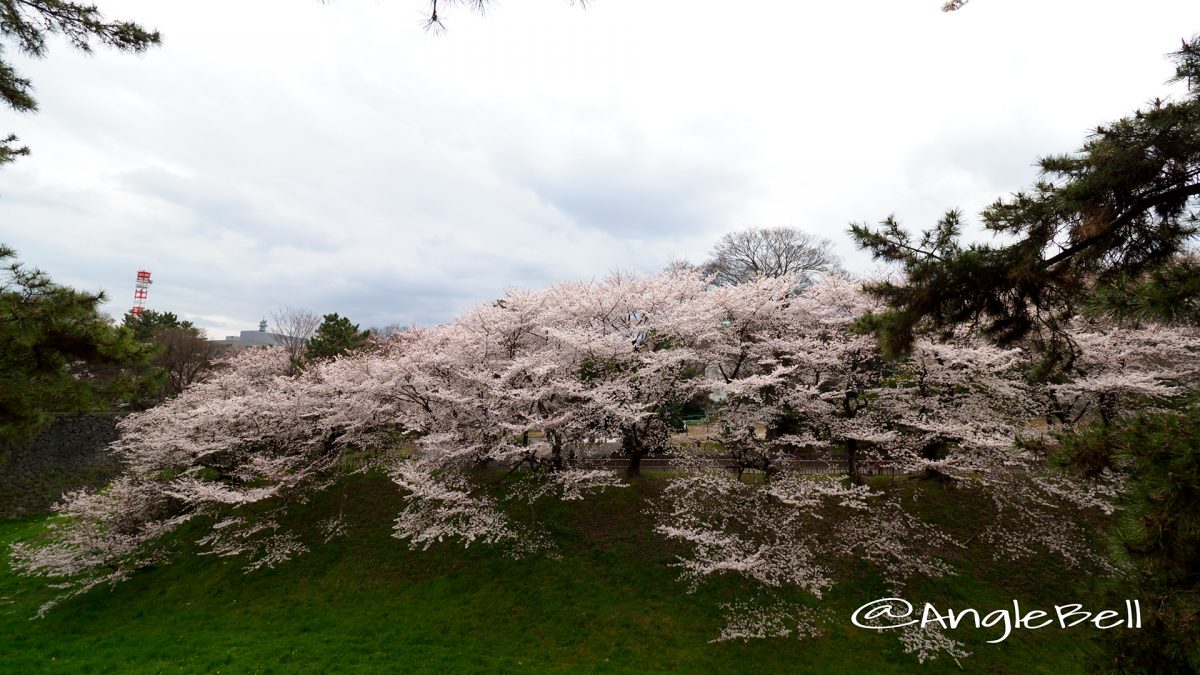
[1084, 254, 1200, 328]
[122, 310, 195, 342]
[1105, 406, 1200, 673]
[851, 36, 1200, 362]
[0, 1, 160, 165]
[122, 309, 215, 399]
[304, 313, 371, 362]
[0, 245, 157, 445]
[850, 37, 1200, 672]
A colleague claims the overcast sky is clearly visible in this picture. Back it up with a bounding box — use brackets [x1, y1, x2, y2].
[1, 0, 1196, 336]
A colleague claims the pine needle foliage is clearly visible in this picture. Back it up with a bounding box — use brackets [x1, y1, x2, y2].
[0, 0, 160, 164]
[851, 36, 1200, 363]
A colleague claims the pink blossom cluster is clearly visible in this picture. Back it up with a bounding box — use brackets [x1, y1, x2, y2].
[10, 267, 1199, 663]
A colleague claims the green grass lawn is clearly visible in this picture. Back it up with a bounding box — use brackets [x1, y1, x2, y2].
[0, 473, 1108, 673]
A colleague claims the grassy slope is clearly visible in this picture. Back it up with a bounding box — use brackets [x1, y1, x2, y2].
[0, 474, 1106, 673]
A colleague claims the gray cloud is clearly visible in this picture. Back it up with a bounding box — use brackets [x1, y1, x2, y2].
[508, 149, 750, 239]
[1, 0, 1195, 337]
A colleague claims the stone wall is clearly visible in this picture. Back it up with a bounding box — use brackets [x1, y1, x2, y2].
[0, 414, 124, 519]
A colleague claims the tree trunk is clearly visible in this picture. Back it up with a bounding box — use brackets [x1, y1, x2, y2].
[627, 450, 644, 477]
[846, 438, 862, 485]
[547, 430, 564, 471]
[622, 427, 644, 477]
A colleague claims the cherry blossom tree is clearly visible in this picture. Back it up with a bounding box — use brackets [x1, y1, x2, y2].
[553, 272, 715, 475]
[754, 276, 892, 482]
[698, 275, 1052, 482]
[692, 275, 800, 478]
[392, 270, 717, 474]
[1038, 319, 1200, 428]
[13, 264, 1195, 669]
[652, 469, 970, 659]
[656, 275, 1155, 658]
[11, 348, 376, 614]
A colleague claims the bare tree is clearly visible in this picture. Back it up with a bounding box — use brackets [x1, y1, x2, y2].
[370, 322, 415, 339]
[662, 257, 699, 276]
[423, 0, 587, 31]
[271, 307, 320, 372]
[701, 227, 842, 287]
[155, 327, 219, 396]
[420, 1, 953, 32]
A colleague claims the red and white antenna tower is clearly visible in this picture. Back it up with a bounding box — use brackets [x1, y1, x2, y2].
[130, 269, 152, 316]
